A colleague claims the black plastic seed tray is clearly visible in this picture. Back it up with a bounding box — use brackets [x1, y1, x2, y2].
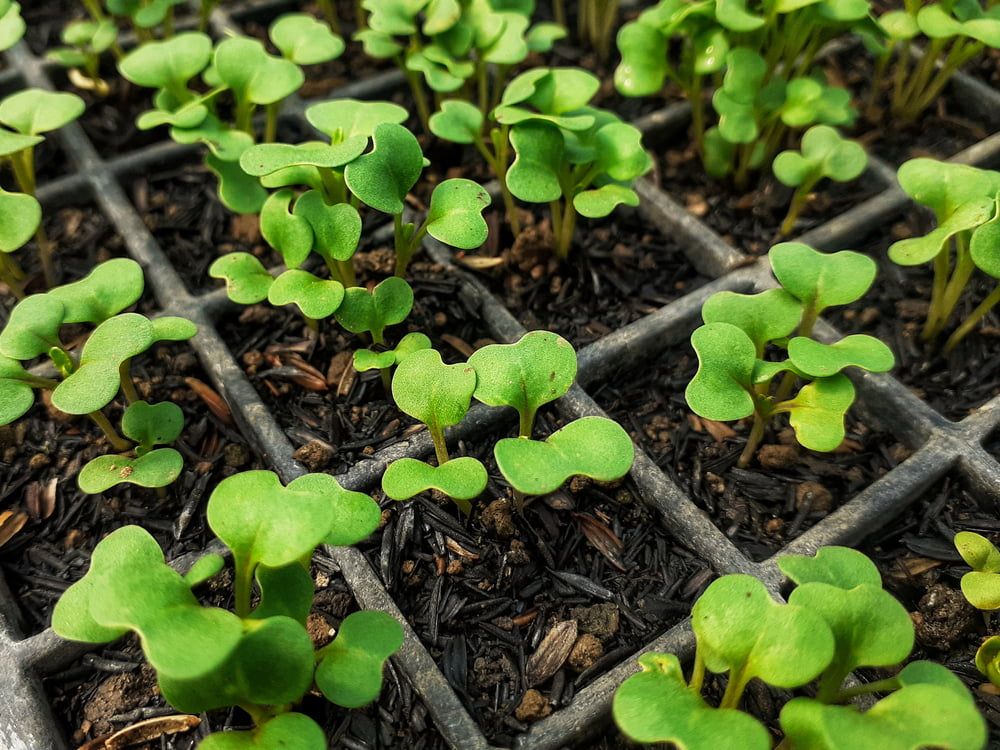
[3, 3, 1000, 748]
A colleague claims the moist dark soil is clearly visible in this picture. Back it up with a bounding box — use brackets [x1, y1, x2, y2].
[823, 45, 987, 164]
[968, 48, 1000, 90]
[861, 473, 1000, 744]
[826, 215, 1000, 422]
[359, 408, 710, 746]
[462, 206, 709, 348]
[591, 343, 904, 563]
[20, 0, 83, 56]
[0, 201, 127, 319]
[654, 142, 885, 256]
[217, 253, 494, 475]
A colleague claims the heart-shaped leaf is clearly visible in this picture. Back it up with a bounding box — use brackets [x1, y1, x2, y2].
[171, 114, 254, 161]
[776, 374, 855, 452]
[118, 32, 213, 92]
[613, 652, 771, 749]
[78, 448, 184, 494]
[0, 2, 25, 53]
[429, 100, 484, 144]
[214, 36, 304, 105]
[209, 253, 275, 305]
[956, 531, 1000, 572]
[49, 257, 144, 324]
[305, 99, 408, 143]
[787, 334, 895, 377]
[199, 713, 325, 750]
[0, 355, 40, 425]
[685, 322, 757, 422]
[574, 184, 641, 218]
[270, 13, 345, 65]
[779, 546, 882, 589]
[240, 140, 369, 177]
[315, 610, 404, 708]
[0, 129, 42, 158]
[614, 20, 669, 97]
[468, 330, 577, 434]
[293, 191, 362, 264]
[716, 0, 765, 30]
[425, 178, 490, 249]
[0, 88, 85, 135]
[257, 189, 313, 268]
[205, 151, 268, 215]
[353, 331, 431, 372]
[344, 122, 424, 215]
[267, 270, 345, 319]
[970, 196, 1000, 279]
[183, 553, 225, 588]
[250, 563, 314, 624]
[896, 158, 1000, 222]
[693, 574, 835, 690]
[702, 289, 803, 354]
[392, 348, 477, 432]
[0, 188, 40, 252]
[122, 400, 184, 448]
[890, 198, 996, 266]
[977, 635, 1000, 685]
[770, 242, 876, 312]
[494, 416, 635, 496]
[0, 293, 65, 360]
[335, 276, 413, 341]
[382, 456, 488, 512]
[506, 121, 565, 203]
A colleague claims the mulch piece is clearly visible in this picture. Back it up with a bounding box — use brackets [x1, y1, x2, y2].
[359, 408, 710, 745]
[827, 215, 1000, 422]
[861, 474, 1000, 743]
[592, 344, 903, 562]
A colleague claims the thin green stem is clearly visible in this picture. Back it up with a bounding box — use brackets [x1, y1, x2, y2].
[336, 259, 357, 288]
[738, 408, 769, 468]
[235, 559, 253, 618]
[718, 668, 748, 709]
[780, 175, 819, 237]
[553, 0, 565, 27]
[264, 102, 280, 144]
[924, 244, 952, 341]
[519, 407, 536, 438]
[944, 283, 1000, 353]
[833, 676, 900, 702]
[429, 424, 450, 466]
[689, 649, 706, 694]
[119, 360, 140, 404]
[316, 0, 341, 34]
[88, 410, 132, 452]
[0, 253, 26, 299]
[402, 53, 432, 134]
[198, 0, 216, 32]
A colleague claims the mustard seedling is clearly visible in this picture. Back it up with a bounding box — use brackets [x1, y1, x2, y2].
[433, 68, 652, 255]
[614, 546, 986, 750]
[773, 125, 867, 236]
[47, 19, 120, 96]
[356, 0, 564, 132]
[888, 158, 1000, 352]
[0, 88, 85, 287]
[52, 470, 404, 749]
[0, 186, 41, 299]
[383, 347, 486, 513]
[686, 242, 894, 467]
[0, 0, 25, 53]
[954, 531, 1000, 691]
[242, 102, 490, 276]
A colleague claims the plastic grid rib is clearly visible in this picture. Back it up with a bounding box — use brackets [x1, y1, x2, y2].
[2, 3, 1000, 748]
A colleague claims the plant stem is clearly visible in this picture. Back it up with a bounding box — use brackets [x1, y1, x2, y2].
[235, 99, 255, 137]
[264, 102, 280, 144]
[316, 0, 340, 34]
[88, 410, 132, 452]
[429, 424, 449, 466]
[163, 6, 175, 37]
[234, 559, 253, 618]
[554, 199, 577, 259]
[519, 408, 536, 438]
[553, 0, 565, 27]
[780, 176, 818, 237]
[0, 253, 26, 299]
[119, 360, 140, 404]
[355, 0, 366, 30]
[834, 676, 900, 702]
[718, 668, 748, 709]
[489, 126, 521, 236]
[944, 283, 1000, 353]
[198, 0, 215, 32]
[738, 409, 768, 468]
[336, 259, 357, 287]
[689, 75, 705, 152]
[401, 55, 432, 134]
[13, 145, 59, 288]
[689, 649, 706, 694]
[815, 666, 848, 704]
[924, 243, 952, 341]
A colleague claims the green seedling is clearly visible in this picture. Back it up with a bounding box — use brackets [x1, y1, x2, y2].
[99, 0, 186, 39]
[888, 158, 1000, 352]
[954, 531, 1000, 690]
[337, 276, 416, 389]
[613, 546, 985, 750]
[243, 105, 490, 276]
[0, 258, 194, 457]
[356, 0, 564, 132]
[0, 0, 25, 53]
[52, 470, 403, 748]
[866, 1, 1000, 124]
[0, 186, 41, 299]
[433, 68, 652, 254]
[47, 19, 120, 96]
[575, 0, 621, 60]
[78, 400, 185, 494]
[773, 125, 867, 236]
[385, 347, 485, 512]
[0, 88, 85, 287]
[615, 0, 862, 185]
[686, 242, 893, 467]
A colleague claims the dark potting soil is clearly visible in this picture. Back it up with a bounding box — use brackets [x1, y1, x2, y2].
[654, 143, 885, 256]
[358, 408, 709, 746]
[20, 0, 84, 57]
[861, 473, 1000, 743]
[826, 215, 1000, 422]
[823, 45, 987, 164]
[60, 68, 160, 159]
[590, 343, 903, 563]
[968, 48, 1000, 90]
[463, 206, 709, 349]
[0, 201, 127, 319]
[217, 254, 495, 474]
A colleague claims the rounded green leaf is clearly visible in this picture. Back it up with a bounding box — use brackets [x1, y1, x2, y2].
[702, 288, 803, 353]
[292, 191, 362, 264]
[199, 713, 325, 750]
[239, 140, 369, 177]
[344, 122, 424, 215]
[889, 198, 995, 267]
[574, 184, 641, 218]
[468, 330, 577, 430]
[716, 0, 765, 30]
[0, 129, 42, 158]
[392, 348, 477, 431]
[270, 13, 345, 65]
[315, 610, 404, 708]
[506, 121, 565, 203]
[122, 400, 184, 447]
[770, 242, 876, 311]
[685, 322, 757, 422]
[500, 67, 601, 115]
[305, 98, 408, 142]
[150, 316, 196, 344]
[0, 293, 65, 360]
[787, 334, 895, 377]
[49, 257, 144, 324]
[267, 270, 345, 320]
[214, 36, 304, 106]
[0, 89, 84, 135]
[693, 574, 835, 689]
[896, 158, 1000, 223]
[209, 252, 275, 305]
[426, 178, 490, 249]
[977, 636, 1000, 685]
[774, 150, 814, 187]
[382, 456, 488, 502]
[206, 151, 268, 215]
[495, 416, 635, 496]
[257, 189, 313, 268]
[970, 198, 1000, 279]
[955, 531, 1000, 572]
[613, 652, 771, 749]
[0, 188, 40, 253]
[0, 355, 38, 426]
[183, 553, 225, 588]
[251, 563, 314, 623]
[0, 2, 25, 53]
[961, 571, 1000, 610]
[429, 100, 484, 145]
[78, 448, 184, 494]
[593, 121, 653, 183]
[118, 32, 212, 91]
[614, 21, 668, 97]
[779, 546, 882, 589]
[171, 114, 254, 162]
[776, 374, 855, 452]
[335, 276, 413, 339]
[354, 331, 431, 372]
[880, 9, 920, 39]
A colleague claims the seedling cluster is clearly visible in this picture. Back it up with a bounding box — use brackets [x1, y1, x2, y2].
[614, 546, 985, 749]
[687, 242, 894, 466]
